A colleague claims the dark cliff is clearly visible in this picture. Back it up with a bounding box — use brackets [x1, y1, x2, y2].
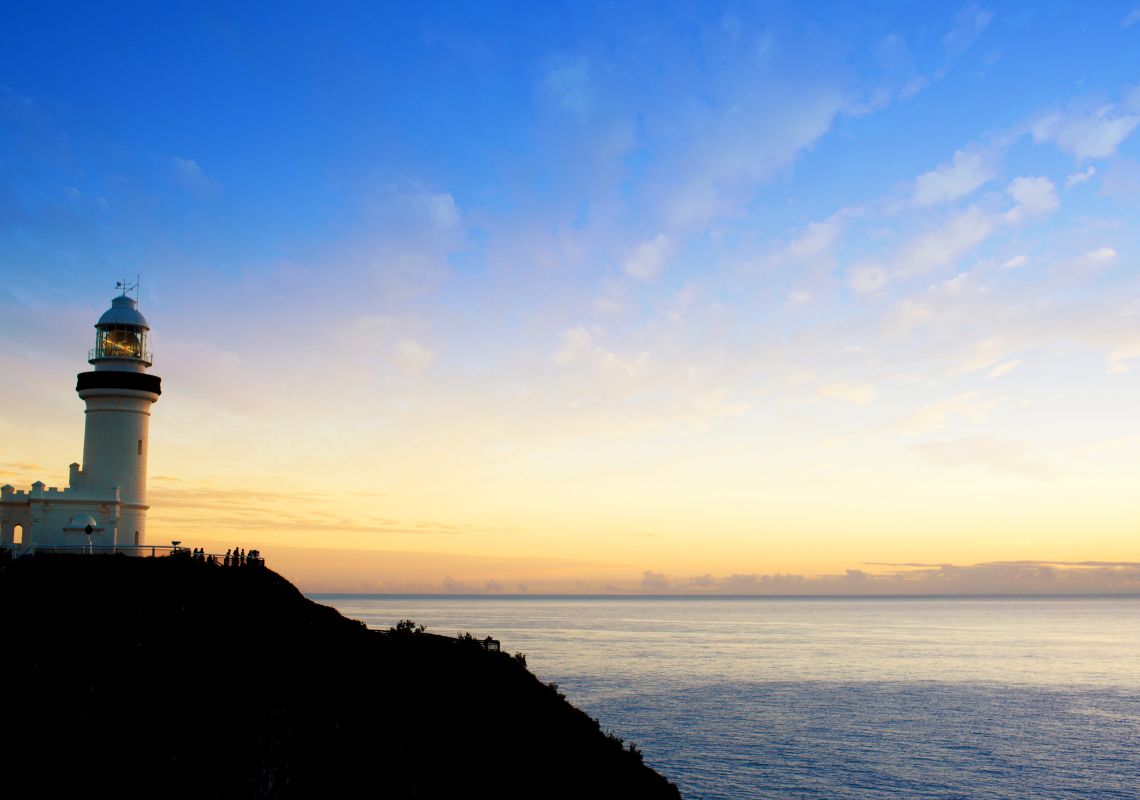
[0, 554, 680, 799]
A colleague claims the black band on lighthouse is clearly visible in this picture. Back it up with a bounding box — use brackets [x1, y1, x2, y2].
[76, 371, 162, 395]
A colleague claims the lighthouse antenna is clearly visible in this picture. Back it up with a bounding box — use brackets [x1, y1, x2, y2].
[115, 278, 138, 298]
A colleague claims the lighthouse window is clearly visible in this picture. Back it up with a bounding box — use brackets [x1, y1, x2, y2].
[138, 439, 143, 455]
[98, 327, 142, 358]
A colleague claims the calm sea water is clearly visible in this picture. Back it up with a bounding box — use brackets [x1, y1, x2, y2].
[311, 595, 1140, 800]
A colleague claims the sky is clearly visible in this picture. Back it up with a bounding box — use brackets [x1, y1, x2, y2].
[3, 2, 1140, 594]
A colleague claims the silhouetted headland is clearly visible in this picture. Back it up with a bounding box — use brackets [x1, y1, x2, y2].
[0, 553, 680, 799]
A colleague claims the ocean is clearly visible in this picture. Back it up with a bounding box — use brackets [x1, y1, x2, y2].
[311, 595, 1140, 800]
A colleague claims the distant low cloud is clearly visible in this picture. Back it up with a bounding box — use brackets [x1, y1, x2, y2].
[441, 576, 506, 594]
[171, 156, 221, 197]
[641, 570, 672, 591]
[622, 561, 1140, 595]
[853, 560, 1140, 594]
[302, 559, 1140, 595]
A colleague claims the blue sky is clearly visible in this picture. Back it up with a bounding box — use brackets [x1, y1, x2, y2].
[3, 2, 1140, 592]
[5, 3, 1135, 289]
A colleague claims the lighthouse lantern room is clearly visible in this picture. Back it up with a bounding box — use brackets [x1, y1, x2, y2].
[1, 284, 163, 550]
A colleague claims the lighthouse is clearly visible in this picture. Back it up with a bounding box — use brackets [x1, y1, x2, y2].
[76, 287, 162, 544]
[1, 285, 162, 550]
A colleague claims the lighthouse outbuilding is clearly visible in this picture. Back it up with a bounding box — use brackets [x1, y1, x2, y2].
[1, 287, 162, 550]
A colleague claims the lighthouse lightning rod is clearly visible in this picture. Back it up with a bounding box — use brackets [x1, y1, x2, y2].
[115, 276, 140, 302]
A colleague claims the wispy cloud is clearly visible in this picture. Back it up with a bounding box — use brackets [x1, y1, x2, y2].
[820, 382, 879, 405]
[897, 392, 1002, 435]
[1004, 176, 1058, 223]
[987, 360, 1020, 379]
[171, 156, 221, 198]
[912, 435, 1060, 479]
[944, 4, 994, 57]
[541, 56, 592, 115]
[895, 207, 995, 277]
[1065, 165, 1096, 187]
[623, 233, 672, 280]
[913, 148, 996, 206]
[848, 263, 888, 293]
[148, 482, 515, 538]
[1031, 99, 1140, 160]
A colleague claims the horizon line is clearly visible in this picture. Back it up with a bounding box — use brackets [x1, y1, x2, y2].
[305, 591, 1140, 600]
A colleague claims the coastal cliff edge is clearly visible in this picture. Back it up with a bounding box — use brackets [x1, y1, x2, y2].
[0, 553, 681, 799]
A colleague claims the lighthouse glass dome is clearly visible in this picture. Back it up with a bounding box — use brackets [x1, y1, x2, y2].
[89, 294, 152, 366]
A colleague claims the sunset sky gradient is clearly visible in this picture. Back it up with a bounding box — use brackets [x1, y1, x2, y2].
[3, 2, 1140, 592]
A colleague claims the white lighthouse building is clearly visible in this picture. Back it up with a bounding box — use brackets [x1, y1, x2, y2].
[1, 287, 162, 550]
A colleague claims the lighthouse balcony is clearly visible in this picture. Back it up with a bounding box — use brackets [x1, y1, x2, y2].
[89, 348, 153, 366]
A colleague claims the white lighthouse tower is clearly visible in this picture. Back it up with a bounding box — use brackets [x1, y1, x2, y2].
[1, 284, 162, 550]
[76, 285, 162, 544]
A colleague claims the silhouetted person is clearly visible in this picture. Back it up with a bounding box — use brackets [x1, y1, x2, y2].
[224, 549, 231, 567]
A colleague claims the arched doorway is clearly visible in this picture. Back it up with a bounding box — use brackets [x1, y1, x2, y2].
[13, 524, 23, 545]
